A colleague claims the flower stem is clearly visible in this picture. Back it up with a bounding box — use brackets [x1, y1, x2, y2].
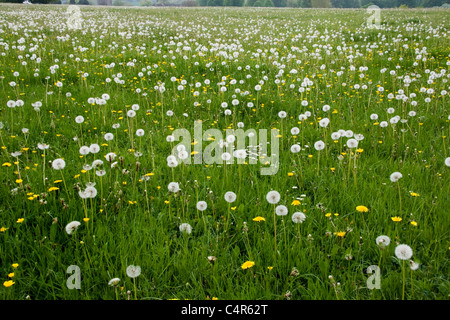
[273, 204, 277, 263]
[402, 260, 406, 300]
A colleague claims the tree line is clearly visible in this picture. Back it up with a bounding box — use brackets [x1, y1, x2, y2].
[0, 0, 448, 8]
[198, 0, 448, 7]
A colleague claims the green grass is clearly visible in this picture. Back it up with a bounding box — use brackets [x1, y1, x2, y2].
[0, 4, 449, 300]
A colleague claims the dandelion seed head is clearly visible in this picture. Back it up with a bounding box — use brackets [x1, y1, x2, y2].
[395, 244, 413, 260]
[65, 221, 80, 235]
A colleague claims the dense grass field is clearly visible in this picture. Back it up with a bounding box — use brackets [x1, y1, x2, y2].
[0, 4, 449, 300]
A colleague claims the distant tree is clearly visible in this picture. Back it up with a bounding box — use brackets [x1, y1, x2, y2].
[183, 0, 198, 5]
[264, 0, 274, 5]
[300, 0, 312, 6]
[342, 0, 361, 7]
[422, 0, 445, 6]
[140, 0, 153, 5]
[396, 0, 417, 6]
[197, 0, 208, 5]
[245, 0, 256, 5]
[371, 0, 396, 7]
[253, 0, 263, 5]
[331, 0, 342, 6]
[223, 0, 233, 5]
[360, 0, 375, 7]
[233, 0, 245, 5]
[311, 0, 331, 7]
[272, 0, 286, 6]
[207, 0, 223, 5]
[286, 0, 299, 6]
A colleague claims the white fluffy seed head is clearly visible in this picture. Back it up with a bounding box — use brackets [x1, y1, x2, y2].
[266, 190, 281, 204]
[395, 244, 413, 260]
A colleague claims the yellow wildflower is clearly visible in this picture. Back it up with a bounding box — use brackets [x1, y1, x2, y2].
[252, 216, 265, 222]
[356, 205, 369, 213]
[241, 261, 255, 270]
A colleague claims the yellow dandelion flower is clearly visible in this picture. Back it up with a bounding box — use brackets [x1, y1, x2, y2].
[8, 273, 14, 278]
[334, 231, 346, 237]
[0, 227, 8, 232]
[391, 216, 402, 222]
[241, 261, 255, 270]
[2, 162, 12, 167]
[287, 172, 294, 177]
[12, 263, 19, 268]
[83, 218, 90, 223]
[3, 280, 14, 288]
[291, 200, 301, 206]
[16, 218, 24, 223]
[410, 221, 418, 227]
[252, 216, 265, 222]
[356, 206, 369, 213]
[410, 192, 420, 197]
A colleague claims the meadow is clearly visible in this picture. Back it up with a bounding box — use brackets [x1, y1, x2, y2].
[0, 4, 449, 300]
